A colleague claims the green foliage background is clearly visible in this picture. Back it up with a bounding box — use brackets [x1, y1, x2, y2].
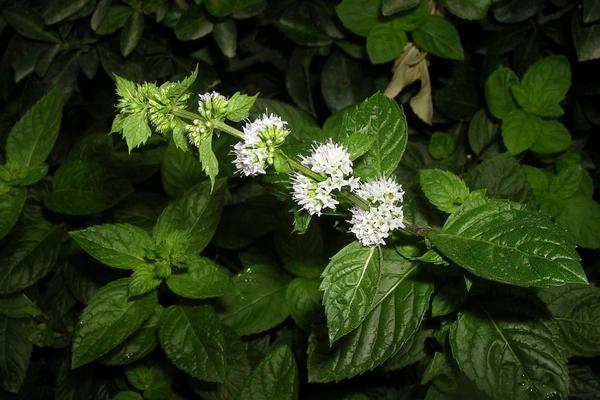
[0, 0, 600, 399]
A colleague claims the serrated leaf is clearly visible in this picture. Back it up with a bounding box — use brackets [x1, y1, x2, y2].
[538, 284, 600, 357]
[70, 223, 154, 270]
[167, 256, 235, 299]
[240, 346, 299, 400]
[529, 119, 571, 154]
[6, 88, 63, 168]
[226, 92, 257, 122]
[556, 196, 600, 249]
[501, 110, 540, 154]
[0, 316, 32, 393]
[43, 159, 133, 215]
[382, 0, 420, 16]
[419, 169, 470, 213]
[468, 109, 498, 155]
[351, 93, 408, 178]
[321, 242, 382, 343]
[413, 16, 464, 60]
[308, 251, 433, 382]
[102, 306, 162, 366]
[158, 305, 226, 382]
[72, 279, 158, 368]
[429, 198, 587, 287]
[153, 180, 225, 253]
[335, 0, 380, 37]
[120, 11, 145, 57]
[442, 0, 491, 20]
[0, 187, 27, 240]
[286, 278, 322, 331]
[484, 67, 519, 120]
[366, 22, 407, 64]
[0, 222, 63, 295]
[450, 297, 568, 400]
[161, 140, 204, 198]
[218, 264, 291, 336]
[128, 265, 161, 297]
[122, 113, 152, 152]
[199, 135, 219, 190]
[569, 364, 600, 400]
[510, 55, 571, 118]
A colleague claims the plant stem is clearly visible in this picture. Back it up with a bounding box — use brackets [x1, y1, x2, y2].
[172, 109, 200, 121]
[212, 120, 244, 139]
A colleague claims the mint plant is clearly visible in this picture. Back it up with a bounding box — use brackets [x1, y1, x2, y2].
[1, 1, 600, 399]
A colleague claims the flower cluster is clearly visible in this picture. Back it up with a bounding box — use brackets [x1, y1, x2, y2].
[349, 177, 405, 246]
[186, 92, 229, 147]
[291, 141, 357, 216]
[233, 113, 290, 176]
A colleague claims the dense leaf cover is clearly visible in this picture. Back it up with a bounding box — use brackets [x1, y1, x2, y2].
[0, 0, 599, 399]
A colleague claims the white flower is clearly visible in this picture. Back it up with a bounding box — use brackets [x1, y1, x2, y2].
[198, 92, 228, 119]
[348, 177, 405, 246]
[232, 113, 290, 176]
[291, 173, 339, 216]
[301, 140, 353, 179]
[354, 176, 404, 206]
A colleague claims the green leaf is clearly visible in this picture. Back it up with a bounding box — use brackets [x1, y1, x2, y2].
[161, 140, 205, 198]
[0, 294, 40, 319]
[0, 222, 63, 295]
[175, 7, 213, 41]
[429, 198, 588, 287]
[336, 0, 380, 36]
[226, 92, 257, 122]
[569, 364, 600, 400]
[549, 164, 584, 200]
[412, 16, 464, 60]
[572, 8, 600, 62]
[6, 88, 63, 168]
[538, 284, 600, 357]
[529, 120, 571, 154]
[0, 187, 26, 240]
[43, 0, 90, 24]
[468, 109, 498, 155]
[199, 135, 219, 190]
[308, 251, 433, 382]
[44, 159, 133, 215]
[122, 113, 153, 152]
[102, 306, 162, 366]
[366, 22, 407, 64]
[556, 196, 600, 249]
[501, 109, 541, 154]
[431, 283, 466, 317]
[240, 346, 299, 400]
[193, 328, 251, 400]
[158, 305, 226, 382]
[70, 223, 154, 270]
[153, 180, 225, 253]
[391, 0, 429, 31]
[352, 93, 408, 178]
[120, 11, 145, 57]
[167, 256, 235, 299]
[584, 0, 600, 23]
[128, 265, 161, 297]
[113, 391, 143, 400]
[484, 67, 519, 120]
[419, 169, 470, 213]
[466, 153, 534, 205]
[0, 316, 32, 393]
[321, 242, 382, 343]
[94, 5, 132, 34]
[204, 0, 237, 17]
[510, 55, 571, 117]
[213, 20, 237, 58]
[428, 132, 455, 159]
[442, 0, 491, 20]
[3, 7, 61, 43]
[72, 279, 158, 368]
[125, 360, 171, 396]
[450, 297, 568, 400]
[382, 0, 419, 16]
[285, 278, 322, 331]
[381, 328, 432, 371]
[219, 264, 291, 336]
[321, 52, 373, 112]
